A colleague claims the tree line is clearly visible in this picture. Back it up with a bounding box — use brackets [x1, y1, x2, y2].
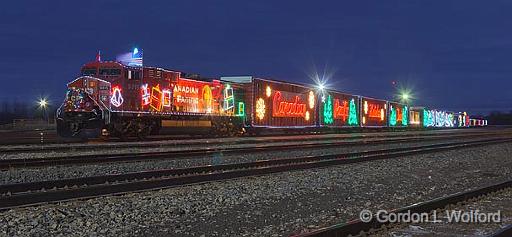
[0, 100, 55, 125]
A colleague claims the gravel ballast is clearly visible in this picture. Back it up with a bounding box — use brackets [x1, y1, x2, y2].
[0, 142, 511, 236]
[371, 187, 512, 236]
[0, 137, 495, 185]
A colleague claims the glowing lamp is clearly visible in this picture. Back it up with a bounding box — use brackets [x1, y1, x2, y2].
[38, 98, 48, 108]
[401, 92, 410, 101]
[317, 83, 325, 91]
[305, 111, 310, 121]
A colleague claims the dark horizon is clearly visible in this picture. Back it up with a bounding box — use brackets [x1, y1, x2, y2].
[1, 0, 512, 115]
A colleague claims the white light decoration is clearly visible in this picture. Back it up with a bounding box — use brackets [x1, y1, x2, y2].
[256, 98, 266, 120]
[308, 91, 315, 109]
[162, 89, 172, 107]
[110, 87, 124, 107]
[266, 86, 272, 97]
[141, 84, 150, 105]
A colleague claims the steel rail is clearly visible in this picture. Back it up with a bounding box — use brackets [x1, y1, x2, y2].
[0, 129, 501, 154]
[296, 182, 512, 237]
[0, 138, 510, 211]
[489, 224, 512, 237]
[1, 133, 508, 170]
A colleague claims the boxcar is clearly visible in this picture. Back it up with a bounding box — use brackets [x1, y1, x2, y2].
[319, 90, 360, 127]
[423, 109, 456, 128]
[361, 97, 388, 127]
[388, 102, 409, 127]
[409, 106, 424, 127]
[221, 76, 318, 133]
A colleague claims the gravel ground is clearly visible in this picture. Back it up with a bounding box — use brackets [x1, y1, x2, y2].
[0, 137, 494, 185]
[371, 188, 512, 236]
[0, 142, 511, 236]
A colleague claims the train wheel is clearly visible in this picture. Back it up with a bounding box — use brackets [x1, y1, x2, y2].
[136, 121, 151, 141]
[137, 128, 150, 140]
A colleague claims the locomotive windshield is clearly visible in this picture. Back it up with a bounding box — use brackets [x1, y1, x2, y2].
[81, 68, 97, 76]
[99, 68, 121, 76]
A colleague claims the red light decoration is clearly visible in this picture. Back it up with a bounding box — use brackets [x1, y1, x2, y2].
[334, 99, 349, 122]
[362, 98, 387, 126]
[150, 85, 163, 111]
[396, 106, 403, 122]
[272, 91, 307, 118]
[368, 103, 384, 120]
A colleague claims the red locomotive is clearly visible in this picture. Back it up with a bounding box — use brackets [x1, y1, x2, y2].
[57, 50, 244, 139]
[56, 49, 482, 139]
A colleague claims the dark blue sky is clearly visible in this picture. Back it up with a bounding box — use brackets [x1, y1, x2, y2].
[1, 0, 511, 115]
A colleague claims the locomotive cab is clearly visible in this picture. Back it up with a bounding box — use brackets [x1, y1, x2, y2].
[57, 59, 245, 139]
[56, 76, 111, 138]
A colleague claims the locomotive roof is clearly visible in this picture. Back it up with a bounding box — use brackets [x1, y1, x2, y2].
[82, 61, 219, 82]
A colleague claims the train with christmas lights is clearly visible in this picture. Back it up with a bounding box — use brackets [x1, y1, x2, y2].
[56, 50, 487, 139]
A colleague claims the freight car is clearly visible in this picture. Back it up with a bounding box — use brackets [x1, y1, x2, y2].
[56, 51, 483, 139]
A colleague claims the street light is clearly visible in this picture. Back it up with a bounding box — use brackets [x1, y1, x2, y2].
[317, 82, 325, 92]
[400, 92, 410, 102]
[396, 88, 414, 104]
[38, 98, 48, 109]
[38, 98, 49, 125]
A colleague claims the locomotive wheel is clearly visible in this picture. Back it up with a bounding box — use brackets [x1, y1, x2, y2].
[136, 126, 151, 140]
[135, 120, 151, 140]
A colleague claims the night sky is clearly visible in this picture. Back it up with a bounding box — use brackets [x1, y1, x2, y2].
[1, 0, 511, 115]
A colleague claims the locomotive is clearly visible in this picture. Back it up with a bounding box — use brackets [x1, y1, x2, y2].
[56, 50, 485, 139]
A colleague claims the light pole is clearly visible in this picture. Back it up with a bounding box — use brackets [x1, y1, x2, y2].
[38, 98, 49, 125]
[316, 82, 326, 127]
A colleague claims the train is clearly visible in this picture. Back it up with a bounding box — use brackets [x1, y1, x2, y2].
[56, 49, 487, 139]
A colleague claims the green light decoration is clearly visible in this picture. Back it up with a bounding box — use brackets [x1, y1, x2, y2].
[423, 109, 428, 127]
[389, 106, 397, 126]
[402, 106, 408, 126]
[423, 109, 435, 127]
[237, 102, 245, 117]
[323, 95, 334, 124]
[348, 98, 358, 126]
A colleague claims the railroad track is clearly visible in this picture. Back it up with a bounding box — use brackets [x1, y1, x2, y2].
[298, 180, 512, 237]
[0, 128, 477, 146]
[0, 129, 500, 154]
[0, 137, 510, 211]
[1, 132, 509, 170]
